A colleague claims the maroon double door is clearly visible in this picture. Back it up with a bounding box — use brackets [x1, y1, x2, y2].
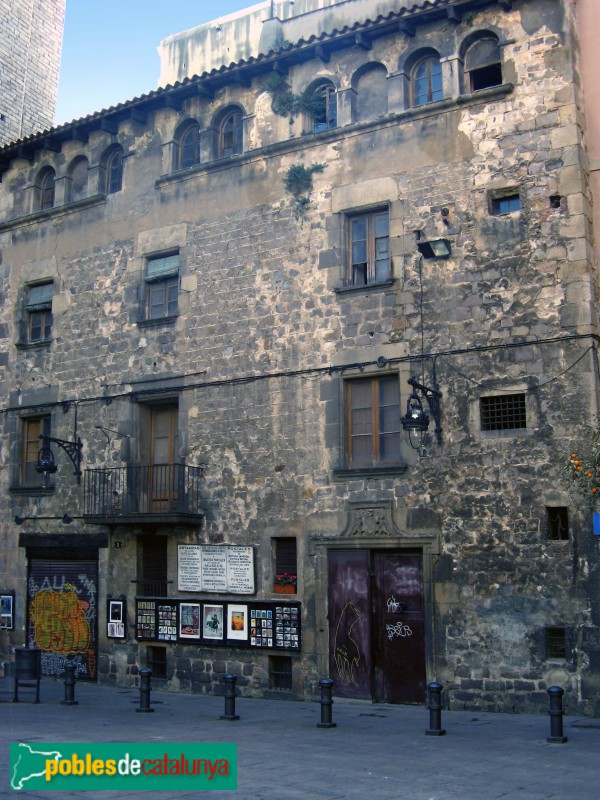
[328, 549, 426, 703]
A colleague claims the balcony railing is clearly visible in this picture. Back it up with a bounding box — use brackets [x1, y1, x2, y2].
[83, 463, 204, 523]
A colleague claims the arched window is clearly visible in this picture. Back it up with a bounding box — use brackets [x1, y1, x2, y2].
[355, 64, 388, 122]
[219, 110, 243, 158]
[67, 155, 89, 203]
[38, 167, 56, 210]
[311, 81, 337, 133]
[105, 147, 123, 194]
[464, 36, 502, 92]
[412, 56, 443, 106]
[177, 122, 201, 170]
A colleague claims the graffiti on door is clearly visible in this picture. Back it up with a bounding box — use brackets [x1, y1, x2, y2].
[333, 601, 363, 685]
[28, 566, 97, 679]
[386, 621, 413, 640]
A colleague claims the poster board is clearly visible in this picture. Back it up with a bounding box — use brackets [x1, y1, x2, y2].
[178, 545, 255, 594]
[135, 598, 300, 651]
[0, 592, 14, 629]
[107, 598, 126, 639]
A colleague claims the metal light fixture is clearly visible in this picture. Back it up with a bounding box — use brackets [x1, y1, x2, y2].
[401, 376, 442, 449]
[36, 434, 83, 484]
[416, 237, 452, 259]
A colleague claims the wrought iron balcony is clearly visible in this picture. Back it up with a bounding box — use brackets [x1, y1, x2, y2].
[83, 463, 204, 525]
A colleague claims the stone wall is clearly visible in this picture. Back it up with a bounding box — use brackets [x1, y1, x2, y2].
[0, 0, 599, 713]
[0, 0, 65, 145]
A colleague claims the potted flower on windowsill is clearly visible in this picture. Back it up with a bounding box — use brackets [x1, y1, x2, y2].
[273, 572, 297, 594]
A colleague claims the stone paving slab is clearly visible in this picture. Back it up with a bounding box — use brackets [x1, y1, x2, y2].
[0, 677, 598, 799]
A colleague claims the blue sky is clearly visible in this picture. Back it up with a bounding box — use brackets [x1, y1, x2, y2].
[55, 1, 258, 125]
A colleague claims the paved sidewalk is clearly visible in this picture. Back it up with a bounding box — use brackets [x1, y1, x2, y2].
[1, 676, 599, 799]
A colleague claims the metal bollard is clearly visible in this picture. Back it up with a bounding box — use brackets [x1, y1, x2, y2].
[220, 673, 240, 720]
[136, 668, 154, 713]
[547, 686, 568, 743]
[426, 681, 446, 736]
[317, 678, 337, 728]
[61, 661, 78, 706]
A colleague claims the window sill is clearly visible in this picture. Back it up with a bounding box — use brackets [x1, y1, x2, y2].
[333, 279, 395, 295]
[0, 194, 106, 232]
[10, 484, 55, 496]
[15, 339, 52, 350]
[137, 315, 178, 329]
[333, 465, 407, 481]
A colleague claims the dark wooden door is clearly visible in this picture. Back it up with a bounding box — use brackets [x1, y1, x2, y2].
[373, 552, 426, 703]
[328, 550, 372, 698]
[328, 549, 426, 703]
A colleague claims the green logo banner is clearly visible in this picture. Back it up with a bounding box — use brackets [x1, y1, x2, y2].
[10, 741, 237, 792]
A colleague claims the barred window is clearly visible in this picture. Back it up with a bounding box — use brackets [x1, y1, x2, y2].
[480, 394, 527, 431]
[546, 627, 566, 660]
[546, 507, 569, 541]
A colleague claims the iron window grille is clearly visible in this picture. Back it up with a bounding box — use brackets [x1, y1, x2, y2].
[269, 655, 293, 691]
[480, 394, 527, 431]
[546, 627, 567, 660]
[546, 507, 569, 541]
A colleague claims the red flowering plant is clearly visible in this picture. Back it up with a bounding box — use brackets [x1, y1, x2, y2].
[564, 426, 600, 501]
[274, 572, 297, 586]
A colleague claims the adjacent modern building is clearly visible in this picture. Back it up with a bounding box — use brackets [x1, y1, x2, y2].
[0, 0, 66, 146]
[1, 0, 599, 714]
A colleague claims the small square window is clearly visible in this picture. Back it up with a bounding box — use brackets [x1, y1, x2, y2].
[145, 253, 179, 320]
[348, 209, 390, 287]
[490, 193, 521, 215]
[546, 627, 566, 660]
[269, 655, 293, 691]
[546, 507, 569, 541]
[480, 394, 527, 431]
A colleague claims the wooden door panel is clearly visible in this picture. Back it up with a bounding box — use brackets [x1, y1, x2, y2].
[373, 552, 426, 703]
[328, 550, 371, 698]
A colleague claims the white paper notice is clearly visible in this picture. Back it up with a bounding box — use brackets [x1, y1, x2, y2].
[178, 545, 203, 591]
[200, 546, 229, 592]
[226, 546, 255, 594]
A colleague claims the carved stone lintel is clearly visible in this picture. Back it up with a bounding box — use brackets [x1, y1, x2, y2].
[341, 501, 399, 537]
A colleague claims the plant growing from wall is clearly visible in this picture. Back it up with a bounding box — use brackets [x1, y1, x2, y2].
[266, 73, 326, 125]
[563, 425, 600, 500]
[284, 162, 325, 219]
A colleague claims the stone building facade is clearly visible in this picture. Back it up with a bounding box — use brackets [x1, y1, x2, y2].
[0, 0, 599, 714]
[0, 0, 66, 146]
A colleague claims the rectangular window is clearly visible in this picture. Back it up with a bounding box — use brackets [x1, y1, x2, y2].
[145, 253, 179, 320]
[345, 376, 401, 468]
[546, 627, 566, 660]
[269, 655, 293, 691]
[546, 507, 569, 541]
[21, 416, 51, 485]
[139, 535, 168, 596]
[147, 645, 167, 678]
[273, 538, 297, 592]
[490, 192, 521, 215]
[480, 394, 527, 431]
[348, 209, 390, 287]
[26, 282, 53, 343]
